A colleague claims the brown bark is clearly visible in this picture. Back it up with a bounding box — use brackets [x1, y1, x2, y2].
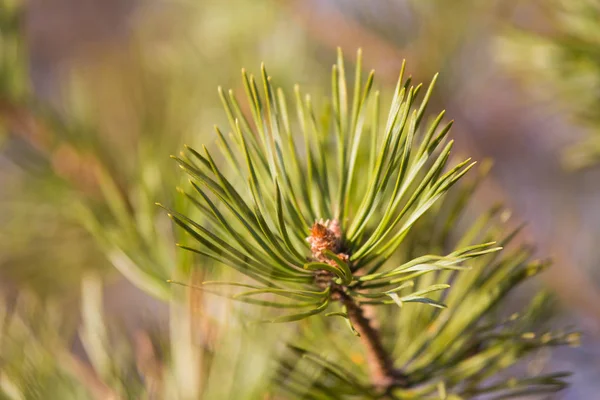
[333, 289, 408, 392]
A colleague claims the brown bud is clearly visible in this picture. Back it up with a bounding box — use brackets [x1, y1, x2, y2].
[307, 219, 348, 265]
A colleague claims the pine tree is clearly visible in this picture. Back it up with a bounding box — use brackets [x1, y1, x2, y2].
[166, 49, 579, 399]
[0, 0, 580, 398]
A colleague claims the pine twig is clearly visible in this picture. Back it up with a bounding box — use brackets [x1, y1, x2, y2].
[333, 288, 408, 392]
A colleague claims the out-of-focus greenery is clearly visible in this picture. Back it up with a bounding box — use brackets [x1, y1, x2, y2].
[0, 0, 315, 297]
[498, 0, 600, 168]
[1, 0, 297, 397]
[0, 274, 290, 399]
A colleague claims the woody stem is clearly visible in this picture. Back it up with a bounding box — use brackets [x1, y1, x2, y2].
[332, 288, 408, 392]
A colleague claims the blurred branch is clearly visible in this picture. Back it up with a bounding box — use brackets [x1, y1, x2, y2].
[134, 330, 164, 397]
[60, 353, 118, 400]
[0, 100, 130, 203]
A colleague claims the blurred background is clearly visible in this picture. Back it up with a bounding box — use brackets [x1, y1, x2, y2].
[1, 0, 600, 398]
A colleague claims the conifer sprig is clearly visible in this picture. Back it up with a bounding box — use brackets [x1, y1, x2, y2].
[168, 49, 578, 397]
[167, 49, 493, 321]
[271, 171, 579, 399]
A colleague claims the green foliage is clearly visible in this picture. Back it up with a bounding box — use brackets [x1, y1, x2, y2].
[170, 49, 578, 398]
[0, 2, 287, 398]
[0, 0, 28, 101]
[0, 0, 208, 299]
[170, 49, 482, 314]
[275, 197, 580, 399]
[0, 293, 89, 400]
[0, 275, 286, 400]
[498, 0, 600, 168]
[0, 0, 580, 398]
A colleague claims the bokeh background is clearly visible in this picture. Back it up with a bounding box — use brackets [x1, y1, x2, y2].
[1, 0, 600, 398]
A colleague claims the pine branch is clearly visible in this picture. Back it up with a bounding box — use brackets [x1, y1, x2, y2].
[165, 49, 578, 398]
[333, 289, 407, 391]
